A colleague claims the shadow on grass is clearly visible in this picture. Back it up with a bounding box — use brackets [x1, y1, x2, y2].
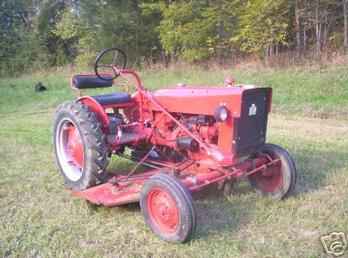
[190, 186, 252, 241]
[291, 145, 348, 195]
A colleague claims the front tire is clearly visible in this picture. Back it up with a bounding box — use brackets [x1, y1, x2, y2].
[248, 143, 297, 200]
[53, 101, 108, 191]
[140, 173, 196, 243]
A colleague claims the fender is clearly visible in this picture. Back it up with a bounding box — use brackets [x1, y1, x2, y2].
[76, 96, 110, 129]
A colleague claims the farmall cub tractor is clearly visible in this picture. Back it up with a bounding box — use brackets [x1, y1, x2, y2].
[53, 48, 297, 243]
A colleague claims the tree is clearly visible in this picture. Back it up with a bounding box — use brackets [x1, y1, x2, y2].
[295, 0, 302, 56]
[73, 0, 161, 66]
[344, 0, 348, 49]
[235, 0, 289, 57]
[157, 0, 239, 62]
[1, 0, 348, 75]
[0, 0, 44, 74]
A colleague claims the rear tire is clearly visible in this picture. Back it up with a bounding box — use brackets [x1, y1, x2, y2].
[140, 173, 196, 243]
[53, 101, 108, 191]
[248, 143, 297, 200]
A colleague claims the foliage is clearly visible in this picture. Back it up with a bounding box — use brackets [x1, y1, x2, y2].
[0, 0, 347, 75]
[234, 0, 290, 54]
[0, 0, 33, 74]
[157, 0, 240, 62]
[53, 9, 81, 41]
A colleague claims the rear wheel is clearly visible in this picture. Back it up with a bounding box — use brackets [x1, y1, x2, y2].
[53, 101, 108, 191]
[140, 173, 196, 243]
[248, 144, 297, 200]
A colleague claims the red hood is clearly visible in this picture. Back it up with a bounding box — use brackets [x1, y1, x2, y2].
[151, 86, 248, 117]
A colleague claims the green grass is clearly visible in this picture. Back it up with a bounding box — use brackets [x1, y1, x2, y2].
[0, 66, 348, 257]
[0, 64, 347, 117]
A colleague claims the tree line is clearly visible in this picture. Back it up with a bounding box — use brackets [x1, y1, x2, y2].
[1, 0, 347, 75]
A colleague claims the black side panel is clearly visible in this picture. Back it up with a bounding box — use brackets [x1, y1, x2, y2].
[233, 88, 272, 156]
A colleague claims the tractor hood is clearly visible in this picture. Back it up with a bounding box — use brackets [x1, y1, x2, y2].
[151, 86, 270, 118]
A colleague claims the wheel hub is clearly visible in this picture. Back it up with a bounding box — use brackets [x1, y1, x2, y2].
[56, 118, 85, 182]
[148, 188, 179, 233]
[255, 162, 283, 192]
[65, 124, 84, 168]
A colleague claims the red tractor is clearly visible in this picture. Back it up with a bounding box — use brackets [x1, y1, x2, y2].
[53, 48, 297, 243]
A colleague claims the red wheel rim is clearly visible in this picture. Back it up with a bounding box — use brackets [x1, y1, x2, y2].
[56, 118, 85, 181]
[63, 123, 84, 168]
[252, 161, 283, 193]
[147, 187, 179, 234]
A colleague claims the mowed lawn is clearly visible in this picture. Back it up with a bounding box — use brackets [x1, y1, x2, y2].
[0, 66, 348, 257]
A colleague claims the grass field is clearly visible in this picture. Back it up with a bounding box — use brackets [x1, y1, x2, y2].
[0, 66, 348, 258]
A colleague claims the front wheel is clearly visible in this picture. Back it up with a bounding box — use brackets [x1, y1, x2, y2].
[248, 143, 297, 200]
[140, 173, 196, 243]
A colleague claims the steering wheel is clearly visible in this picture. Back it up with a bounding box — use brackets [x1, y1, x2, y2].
[94, 48, 127, 81]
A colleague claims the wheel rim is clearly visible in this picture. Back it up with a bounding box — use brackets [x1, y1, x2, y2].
[252, 159, 283, 193]
[56, 118, 85, 181]
[147, 187, 179, 234]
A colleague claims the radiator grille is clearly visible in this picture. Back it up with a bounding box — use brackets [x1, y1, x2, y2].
[233, 88, 271, 156]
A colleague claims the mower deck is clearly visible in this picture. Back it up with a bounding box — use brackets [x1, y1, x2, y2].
[72, 170, 157, 206]
[72, 155, 280, 207]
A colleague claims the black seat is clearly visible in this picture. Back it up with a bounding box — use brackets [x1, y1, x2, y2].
[72, 74, 113, 89]
[92, 93, 132, 105]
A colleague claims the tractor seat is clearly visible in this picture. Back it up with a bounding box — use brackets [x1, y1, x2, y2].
[92, 92, 132, 105]
[72, 74, 113, 89]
